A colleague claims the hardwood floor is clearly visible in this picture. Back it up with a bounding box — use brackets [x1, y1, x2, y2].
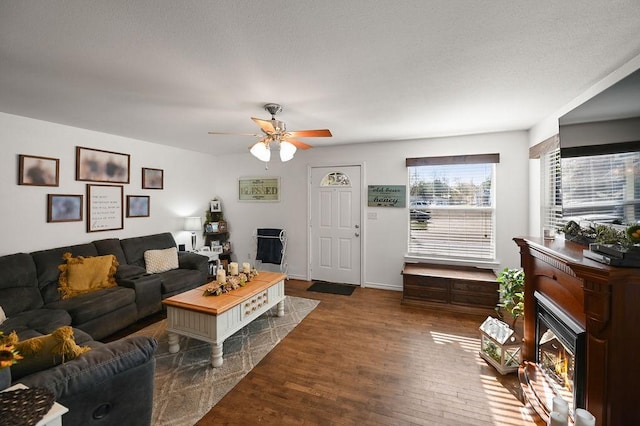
[196, 279, 544, 426]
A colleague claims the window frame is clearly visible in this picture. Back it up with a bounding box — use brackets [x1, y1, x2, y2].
[406, 153, 499, 263]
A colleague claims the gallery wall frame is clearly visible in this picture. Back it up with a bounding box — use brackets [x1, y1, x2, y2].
[19, 154, 59, 186]
[238, 177, 280, 202]
[76, 146, 130, 183]
[126, 195, 150, 218]
[142, 168, 164, 189]
[86, 184, 124, 232]
[47, 194, 83, 222]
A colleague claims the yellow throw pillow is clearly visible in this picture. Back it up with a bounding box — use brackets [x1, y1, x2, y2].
[6, 326, 91, 380]
[144, 247, 179, 273]
[58, 252, 118, 299]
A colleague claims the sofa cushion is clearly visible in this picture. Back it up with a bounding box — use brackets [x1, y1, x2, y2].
[92, 237, 128, 265]
[58, 253, 118, 299]
[120, 232, 177, 268]
[144, 247, 179, 274]
[45, 286, 135, 325]
[157, 268, 205, 296]
[31, 243, 99, 304]
[0, 308, 71, 338]
[115, 264, 147, 280]
[0, 253, 43, 316]
[8, 326, 91, 380]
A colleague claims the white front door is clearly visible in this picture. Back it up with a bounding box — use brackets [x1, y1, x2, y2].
[309, 165, 361, 285]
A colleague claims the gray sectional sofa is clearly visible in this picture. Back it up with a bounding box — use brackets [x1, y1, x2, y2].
[0, 232, 209, 426]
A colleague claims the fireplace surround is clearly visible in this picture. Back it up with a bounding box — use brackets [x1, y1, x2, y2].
[515, 237, 640, 426]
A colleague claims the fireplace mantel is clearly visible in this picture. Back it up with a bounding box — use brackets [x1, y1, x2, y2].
[514, 237, 640, 426]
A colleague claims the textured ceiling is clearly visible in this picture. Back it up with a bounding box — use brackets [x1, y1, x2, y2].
[1, 1, 640, 155]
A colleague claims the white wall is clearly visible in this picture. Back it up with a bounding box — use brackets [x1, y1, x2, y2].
[1, 112, 529, 291]
[0, 112, 217, 255]
[215, 130, 530, 291]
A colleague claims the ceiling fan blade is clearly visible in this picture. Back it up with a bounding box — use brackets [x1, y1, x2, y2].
[284, 138, 313, 150]
[251, 117, 275, 134]
[287, 129, 332, 138]
[208, 131, 261, 137]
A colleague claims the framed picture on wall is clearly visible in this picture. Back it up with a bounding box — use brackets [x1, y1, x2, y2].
[86, 184, 124, 232]
[76, 146, 130, 183]
[126, 195, 150, 218]
[210, 199, 221, 212]
[19, 154, 59, 186]
[142, 168, 163, 189]
[47, 194, 83, 222]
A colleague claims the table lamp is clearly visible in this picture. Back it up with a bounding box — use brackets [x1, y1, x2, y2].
[184, 216, 201, 251]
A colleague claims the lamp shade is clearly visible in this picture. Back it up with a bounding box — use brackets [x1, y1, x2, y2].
[279, 141, 297, 162]
[250, 141, 271, 162]
[184, 216, 202, 232]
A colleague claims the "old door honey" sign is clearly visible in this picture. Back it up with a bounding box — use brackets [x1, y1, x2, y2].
[367, 185, 406, 207]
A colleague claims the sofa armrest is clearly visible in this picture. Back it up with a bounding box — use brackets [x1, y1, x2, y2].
[178, 252, 209, 275]
[19, 335, 157, 426]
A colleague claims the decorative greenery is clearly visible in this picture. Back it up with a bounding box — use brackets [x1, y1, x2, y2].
[496, 268, 525, 330]
[559, 220, 637, 248]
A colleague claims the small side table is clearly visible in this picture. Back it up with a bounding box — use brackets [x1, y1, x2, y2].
[2, 383, 68, 426]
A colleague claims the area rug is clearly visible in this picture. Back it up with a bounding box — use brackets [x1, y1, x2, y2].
[307, 280, 356, 296]
[131, 295, 319, 426]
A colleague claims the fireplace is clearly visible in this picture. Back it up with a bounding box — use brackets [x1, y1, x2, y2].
[515, 237, 640, 426]
[535, 291, 586, 418]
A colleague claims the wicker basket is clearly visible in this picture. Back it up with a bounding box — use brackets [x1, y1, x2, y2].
[0, 387, 55, 426]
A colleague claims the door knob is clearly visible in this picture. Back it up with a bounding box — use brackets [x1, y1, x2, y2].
[355, 224, 360, 229]
[355, 232, 360, 237]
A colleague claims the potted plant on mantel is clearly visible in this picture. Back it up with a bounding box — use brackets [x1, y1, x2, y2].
[478, 268, 525, 375]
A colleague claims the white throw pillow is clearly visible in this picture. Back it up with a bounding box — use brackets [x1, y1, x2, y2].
[144, 247, 179, 274]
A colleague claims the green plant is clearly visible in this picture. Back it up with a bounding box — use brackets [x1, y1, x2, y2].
[496, 268, 525, 330]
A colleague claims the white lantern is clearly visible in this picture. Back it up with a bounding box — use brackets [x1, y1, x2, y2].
[479, 316, 522, 375]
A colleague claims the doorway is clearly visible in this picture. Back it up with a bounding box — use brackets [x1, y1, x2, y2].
[309, 165, 362, 285]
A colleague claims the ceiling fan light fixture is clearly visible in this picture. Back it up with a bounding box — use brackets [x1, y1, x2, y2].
[279, 141, 297, 162]
[250, 141, 270, 162]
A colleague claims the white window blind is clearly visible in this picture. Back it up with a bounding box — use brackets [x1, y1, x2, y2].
[541, 148, 563, 230]
[561, 151, 640, 224]
[407, 154, 498, 261]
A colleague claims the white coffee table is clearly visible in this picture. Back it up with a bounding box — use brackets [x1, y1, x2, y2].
[162, 271, 286, 367]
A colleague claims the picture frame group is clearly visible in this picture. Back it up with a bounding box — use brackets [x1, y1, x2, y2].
[20, 146, 162, 232]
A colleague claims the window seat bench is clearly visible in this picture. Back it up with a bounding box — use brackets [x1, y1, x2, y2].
[401, 263, 498, 316]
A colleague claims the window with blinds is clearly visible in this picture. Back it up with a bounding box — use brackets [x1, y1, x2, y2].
[561, 151, 640, 224]
[541, 148, 563, 230]
[406, 154, 498, 261]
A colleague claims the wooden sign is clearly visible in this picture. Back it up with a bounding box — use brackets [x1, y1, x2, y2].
[239, 177, 280, 202]
[367, 185, 406, 207]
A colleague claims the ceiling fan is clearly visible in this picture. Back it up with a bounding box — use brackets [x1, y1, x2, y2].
[208, 103, 332, 163]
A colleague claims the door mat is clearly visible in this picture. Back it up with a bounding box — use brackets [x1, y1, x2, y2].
[307, 281, 356, 296]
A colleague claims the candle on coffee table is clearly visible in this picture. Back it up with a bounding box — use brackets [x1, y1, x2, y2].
[229, 262, 239, 276]
[242, 262, 251, 274]
[216, 268, 226, 284]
